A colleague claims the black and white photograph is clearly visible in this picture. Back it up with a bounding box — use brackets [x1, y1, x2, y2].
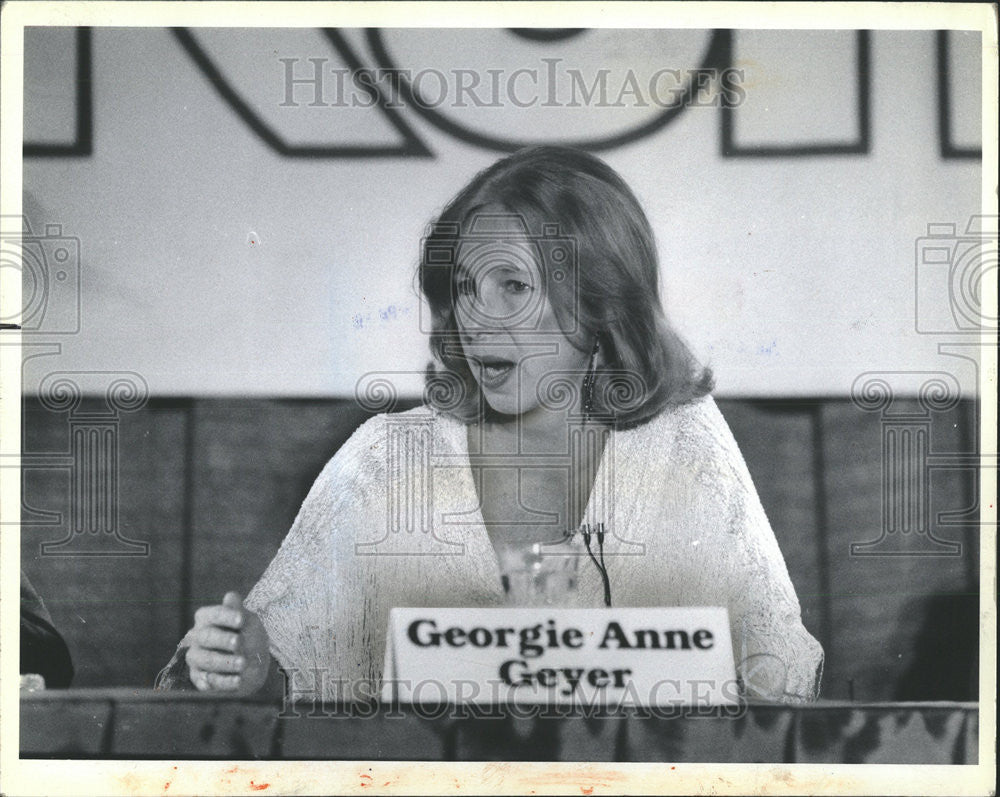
[1, 2, 996, 795]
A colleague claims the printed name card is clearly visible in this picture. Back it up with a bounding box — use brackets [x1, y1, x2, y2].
[381, 607, 737, 706]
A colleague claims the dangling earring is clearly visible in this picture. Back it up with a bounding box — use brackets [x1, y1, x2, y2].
[582, 337, 600, 422]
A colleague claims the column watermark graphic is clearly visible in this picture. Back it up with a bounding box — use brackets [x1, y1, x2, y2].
[3, 214, 153, 556]
[849, 215, 998, 557]
[850, 371, 969, 556]
[351, 367, 658, 559]
[352, 371, 465, 556]
[16, 368, 151, 556]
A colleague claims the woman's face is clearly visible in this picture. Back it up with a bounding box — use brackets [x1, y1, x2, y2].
[453, 213, 592, 418]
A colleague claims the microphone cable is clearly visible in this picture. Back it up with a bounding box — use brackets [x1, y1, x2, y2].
[581, 523, 612, 607]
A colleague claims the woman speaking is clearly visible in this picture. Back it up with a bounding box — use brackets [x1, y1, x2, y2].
[158, 146, 823, 703]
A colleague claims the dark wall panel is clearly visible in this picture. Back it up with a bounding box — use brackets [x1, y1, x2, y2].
[820, 400, 978, 701]
[21, 399, 188, 687]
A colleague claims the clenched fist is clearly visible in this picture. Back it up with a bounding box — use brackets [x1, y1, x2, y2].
[184, 592, 271, 694]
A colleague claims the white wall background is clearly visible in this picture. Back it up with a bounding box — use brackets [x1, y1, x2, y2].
[20, 27, 984, 397]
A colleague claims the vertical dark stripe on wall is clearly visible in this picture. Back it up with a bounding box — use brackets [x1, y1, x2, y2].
[856, 30, 872, 155]
[178, 399, 197, 640]
[717, 31, 737, 155]
[75, 27, 94, 154]
[24, 27, 94, 157]
[937, 30, 982, 160]
[810, 403, 834, 684]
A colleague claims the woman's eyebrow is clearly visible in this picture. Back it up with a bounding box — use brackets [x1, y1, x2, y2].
[455, 261, 535, 280]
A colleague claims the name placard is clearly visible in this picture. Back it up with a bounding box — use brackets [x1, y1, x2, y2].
[381, 607, 738, 706]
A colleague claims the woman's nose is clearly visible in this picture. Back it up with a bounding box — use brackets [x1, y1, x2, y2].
[460, 312, 505, 339]
[460, 286, 519, 331]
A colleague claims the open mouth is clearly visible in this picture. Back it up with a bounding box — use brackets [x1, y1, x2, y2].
[472, 356, 516, 387]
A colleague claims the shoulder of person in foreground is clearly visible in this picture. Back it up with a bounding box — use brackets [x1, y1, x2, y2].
[644, 395, 825, 703]
[21, 570, 74, 689]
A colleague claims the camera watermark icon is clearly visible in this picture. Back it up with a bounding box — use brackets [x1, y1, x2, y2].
[915, 215, 998, 335]
[849, 371, 983, 557]
[420, 212, 578, 336]
[0, 215, 81, 334]
[9, 370, 151, 556]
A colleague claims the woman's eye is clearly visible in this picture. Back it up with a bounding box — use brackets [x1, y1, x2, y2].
[504, 279, 532, 293]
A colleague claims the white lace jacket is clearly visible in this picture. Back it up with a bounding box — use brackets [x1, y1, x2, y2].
[237, 396, 823, 703]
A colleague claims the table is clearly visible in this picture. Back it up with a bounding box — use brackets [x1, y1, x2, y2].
[20, 690, 978, 762]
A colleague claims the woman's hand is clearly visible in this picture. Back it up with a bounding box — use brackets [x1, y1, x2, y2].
[185, 591, 271, 694]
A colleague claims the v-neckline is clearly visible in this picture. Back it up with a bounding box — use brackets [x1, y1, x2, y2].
[450, 414, 616, 586]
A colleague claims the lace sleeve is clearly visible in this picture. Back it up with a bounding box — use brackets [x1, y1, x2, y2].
[242, 414, 389, 699]
[721, 441, 825, 703]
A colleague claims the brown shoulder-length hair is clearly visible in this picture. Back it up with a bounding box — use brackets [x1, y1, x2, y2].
[419, 145, 713, 429]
